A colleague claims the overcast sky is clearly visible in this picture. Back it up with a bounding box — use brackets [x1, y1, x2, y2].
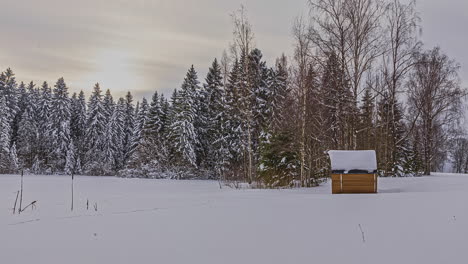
[1, 0, 467, 100]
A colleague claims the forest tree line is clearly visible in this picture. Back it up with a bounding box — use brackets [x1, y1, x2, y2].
[0, 0, 466, 187]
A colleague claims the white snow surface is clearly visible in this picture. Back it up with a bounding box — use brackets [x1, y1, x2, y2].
[328, 150, 377, 172]
[1, 173, 468, 264]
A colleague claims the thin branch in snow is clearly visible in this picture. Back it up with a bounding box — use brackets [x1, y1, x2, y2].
[71, 173, 74, 211]
[358, 224, 366, 243]
[19, 170, 24, 214]
[12, 190, 19, 215]
[20, 201, 37, 212]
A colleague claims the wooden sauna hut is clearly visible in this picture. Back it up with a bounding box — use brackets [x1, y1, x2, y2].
[328, 150, 378, 194]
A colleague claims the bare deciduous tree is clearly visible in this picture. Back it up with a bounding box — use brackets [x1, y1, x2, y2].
[231, 6, 256, 183]
[407, 47, 466, 175]
[449, 135, 468, 173]
[308, 0, 384, 149]
[292, 17, 315, 186]
[377, 0, 421, 175]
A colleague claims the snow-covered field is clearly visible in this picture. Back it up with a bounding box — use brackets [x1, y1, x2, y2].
[1, 173, 468, 264]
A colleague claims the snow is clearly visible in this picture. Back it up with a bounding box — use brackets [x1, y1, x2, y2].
[1, 173, 468, 264]
[328, 150, 377, 173]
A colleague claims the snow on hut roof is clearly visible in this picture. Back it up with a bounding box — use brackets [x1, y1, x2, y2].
[328, 150, 377, 173]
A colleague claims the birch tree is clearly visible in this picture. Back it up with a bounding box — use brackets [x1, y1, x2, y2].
[407, 47, 465, 175]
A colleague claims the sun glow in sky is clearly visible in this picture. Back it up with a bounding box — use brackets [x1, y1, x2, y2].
[81, 49, 145, 94]
[0, 0, 467, 100]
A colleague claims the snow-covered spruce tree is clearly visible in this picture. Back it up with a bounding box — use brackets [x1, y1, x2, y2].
[168, 66, 200, 176]
[112, 98, 127, 170]
[250, 49, 274, 184]
[166, 89, 179, 163]
[136, 98, 149, 141]
[306, 62, 336, 183]
[103, 89, 114, 123]
[104, 100, 127, 174]
[11, 81, 28, 145]
[126, 98, 149, 168]
[376, 92, 407, 177]
[249, 49, 272, 133]
[256, 56, 301, 187]
[16, 82, 40, 169]
[64, 140, 76, 175]
[0, 68, 19, 128]
[135, 91, 167, 169]
[320, 52, 353, 150]
[265, 70, 280, 131]
[36, 81, 53, 172]
[405, 129, 424, 176]
[84, 83, 107, 175]
[204, 58, 227, 177]
[50, 78, 72, 173]
[194, 73, 210, 170]
[223, 60, 244, 180]
[144, 91, 163, 140]
[26, 81, 39, 103]
[70, 90, 87, 168]
[0, 97, 14, 173]
[258, 131, 299, 188]
[269, 57, 289, 131]
[160, 94, 170, 138]
[0, 69, 19, 172]
[357, 87, 375, 151]
[122, 92, 136, 166]
[17, 105, 39, 169]
[9, 143, 19, 173]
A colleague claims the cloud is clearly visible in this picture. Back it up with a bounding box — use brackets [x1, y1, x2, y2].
[0, 0, 466, 100]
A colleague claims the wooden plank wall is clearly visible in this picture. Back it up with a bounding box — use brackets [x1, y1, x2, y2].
[331, 174, 377, 194]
